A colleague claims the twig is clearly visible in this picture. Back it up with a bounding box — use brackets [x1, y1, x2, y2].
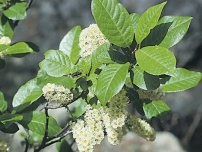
[44, 130, 72, 148]
[47, 106, 73, 142]
[182, 104, 202, 146]
[24, 138, 30, 152]
[26, 0, 34, 11]
[47, 123, 70, 142]
[34, 103, 49, 152]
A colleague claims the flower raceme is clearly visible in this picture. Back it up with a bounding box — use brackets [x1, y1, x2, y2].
[79, 24, 109, 58]
[42, 83, 73, 106]
[71, 90, 155, 151]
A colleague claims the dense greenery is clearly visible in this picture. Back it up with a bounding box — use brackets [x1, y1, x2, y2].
[0, 0, 201, 152]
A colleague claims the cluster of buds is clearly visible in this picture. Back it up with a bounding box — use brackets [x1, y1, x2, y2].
[100, 90, 128, 145]
[127, 114, 156, 141]
[79, 24, 109, 58]
[137, 88, 164, 100]
[42, 83, 73, 106]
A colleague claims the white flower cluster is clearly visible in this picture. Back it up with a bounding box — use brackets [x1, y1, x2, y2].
[71, 90, 129, 151]
[100, 90, 128, 145]
[127, 115, 156, 141]
[71, 90, 157, 151]
[79, 24, 109, 58]
[71, 105, 104, 152]
[42, 83, 73, 105]
[137, 88, 164, 100]
[0, 36, 11, 45]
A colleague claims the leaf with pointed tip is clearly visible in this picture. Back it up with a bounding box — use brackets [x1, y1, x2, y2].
[135, 46, 176, 75]
[3, 42, 33, 55]
[59, 26, 81, 64]
[162, 68, 202, 92]
[92, 0, 134, 47]
[135, 2, 166, 44]
[158, 16, 192, 48]
[13, 78, 42, 108]
[141, 22, 172, 47]
[131, 65, 160, 90]
[3, 2, 27, 20]
[39, 50, 71, 77]
[0, 91, 7, 113]
[143, 100, 170, 119]
[96, 63, 129, 105]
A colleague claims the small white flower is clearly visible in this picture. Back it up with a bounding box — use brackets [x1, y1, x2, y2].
[79, 24, 109, 58]
[42, 83, 73, 105]
[0, 36, 11, 45]
[71, 105, 104, 152]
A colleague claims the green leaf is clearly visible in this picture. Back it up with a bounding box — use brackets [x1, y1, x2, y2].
[143, 100, 170, 119]
[162, 68, 202, 92]
[135, 46, 176, 75]
[135, 2, 166, 44]
[131, 65, 160, 90]
[77, 56, 92, 75]
[39, 50, 71, 77]
[0, 16, 14, 38]
[91, 0, 134, 47]
[69, 99, 87, 118]
[96, 63, 129, 105]
[2, 42, 33, 55]
[3, 2, 27, 20]
[130, 13, 141, 32]
[13, 78, 42, 108]
[21, 111, 61, 137]
[0, 123, 19, 134]
[91, 43, 113, 71]
[141, 22, 172, 47]
[28, 131, 43, 144]
[0, 91, 7, 113]
[57, 140, 73, 152]
[158, 16, 192, 48]
[36, 70, 75, 89]
[0, 113, 23, 124]
[59, 26, 81, 64]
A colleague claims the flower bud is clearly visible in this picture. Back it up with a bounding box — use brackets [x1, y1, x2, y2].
[127, 115, 156, 141]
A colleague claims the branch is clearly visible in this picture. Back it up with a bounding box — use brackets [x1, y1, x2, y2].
[26, 0, 34, 11]
[34, 103, 49, 152]
[24, 138, 30, 152]
[182, 104, 202, 146]
[44, 130, 72, 148]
